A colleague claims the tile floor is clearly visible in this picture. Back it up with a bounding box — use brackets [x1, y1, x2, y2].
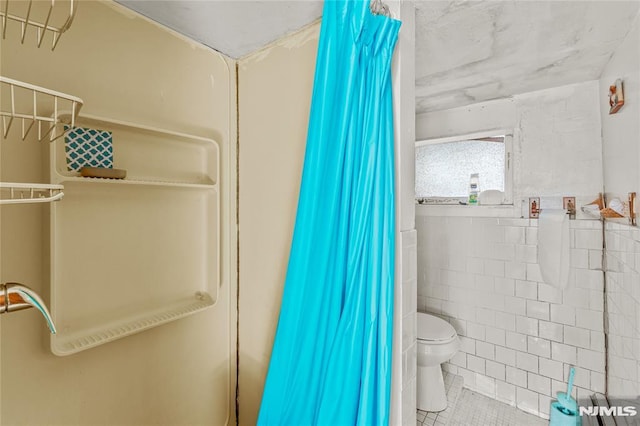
[417, 372, 547, 426]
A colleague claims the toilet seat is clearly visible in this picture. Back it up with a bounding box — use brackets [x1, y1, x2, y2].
[417, 313, 456, 342]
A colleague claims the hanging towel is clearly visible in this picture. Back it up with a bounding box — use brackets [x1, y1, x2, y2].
[538, 209, 570, 289]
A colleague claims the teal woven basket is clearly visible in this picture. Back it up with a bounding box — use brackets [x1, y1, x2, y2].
[64, 126, 113, 172]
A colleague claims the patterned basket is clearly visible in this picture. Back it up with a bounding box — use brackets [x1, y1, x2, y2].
[64, 126, 113, 172]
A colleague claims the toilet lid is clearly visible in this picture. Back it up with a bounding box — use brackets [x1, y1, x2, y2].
[417, 313, 456, 341]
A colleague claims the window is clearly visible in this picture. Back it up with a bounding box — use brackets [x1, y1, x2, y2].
[415, 131, 513, 205]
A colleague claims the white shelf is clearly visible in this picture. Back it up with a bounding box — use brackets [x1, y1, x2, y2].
[52, 293, 214, 356]
[0, 182, 63, 204]
[0, 0, 77, 50]
[49, 113, 220, 355]
[58, 176, 216, 190]
[52, 112, 218, 187]
[0, 76, 83, 142]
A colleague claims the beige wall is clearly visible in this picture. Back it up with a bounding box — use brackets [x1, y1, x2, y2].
[0, 1, 236, 424]
[237, 23, 319, 426]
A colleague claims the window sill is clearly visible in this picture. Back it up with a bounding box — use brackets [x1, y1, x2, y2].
[416, 203, 518, 218]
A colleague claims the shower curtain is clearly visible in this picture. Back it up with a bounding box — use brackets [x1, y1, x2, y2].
[257, 1, 400, 425]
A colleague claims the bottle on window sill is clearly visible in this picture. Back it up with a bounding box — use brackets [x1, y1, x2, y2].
[468, 173, 479, 205]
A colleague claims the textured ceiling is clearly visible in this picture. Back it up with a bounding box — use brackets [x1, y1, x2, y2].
[116, 1, 640, 114]
[415, 1, 640, 113]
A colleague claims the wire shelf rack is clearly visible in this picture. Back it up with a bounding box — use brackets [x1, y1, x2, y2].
[0, 76, 83, 142]
[0, 182, 64, 204]
[0, 0, 77, 50]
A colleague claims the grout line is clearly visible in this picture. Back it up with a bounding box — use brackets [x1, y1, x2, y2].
[600, 217, 609, 397]
[235, 61, 241, 426]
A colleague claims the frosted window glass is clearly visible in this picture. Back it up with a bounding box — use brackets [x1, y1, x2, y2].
[415, 140, 505, 198]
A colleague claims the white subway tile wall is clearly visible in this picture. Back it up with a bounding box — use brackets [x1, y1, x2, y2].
[400, 230, 418, 426]
[605, 221, 640, 398]
[416, 216, 605, 419]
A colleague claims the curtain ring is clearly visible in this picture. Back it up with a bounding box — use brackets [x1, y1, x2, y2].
[370, 0, 391, 17]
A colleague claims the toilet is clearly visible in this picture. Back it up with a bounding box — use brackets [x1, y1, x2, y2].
[417, 312, 460, 412]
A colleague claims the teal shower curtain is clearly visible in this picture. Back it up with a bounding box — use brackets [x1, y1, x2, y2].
[257, 1, 400, 425]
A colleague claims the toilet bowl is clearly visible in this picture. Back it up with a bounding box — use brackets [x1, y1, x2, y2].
[417, 312, 460, 412]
